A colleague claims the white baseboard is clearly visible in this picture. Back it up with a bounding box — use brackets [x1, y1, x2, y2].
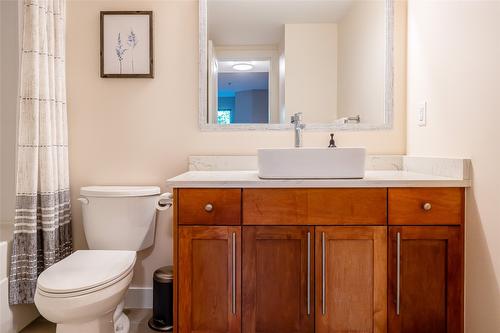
[124, 287, 153, 309]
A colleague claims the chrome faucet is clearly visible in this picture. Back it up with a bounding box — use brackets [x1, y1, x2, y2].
[291, 112, 306, 148]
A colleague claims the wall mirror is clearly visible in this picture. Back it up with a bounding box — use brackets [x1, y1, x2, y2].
[199, 0, 394, 130]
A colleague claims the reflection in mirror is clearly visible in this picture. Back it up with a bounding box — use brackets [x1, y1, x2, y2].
[215, 60, 271, 124]
[202, 0, 393, 129]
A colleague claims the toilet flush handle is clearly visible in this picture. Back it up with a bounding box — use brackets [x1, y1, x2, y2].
[156, 192, 173, 211]
[78, 197, 89, 205]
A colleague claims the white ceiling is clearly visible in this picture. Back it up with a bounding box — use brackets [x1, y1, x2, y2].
[218, 72, 269, 97]
[208, 0, 355, 45]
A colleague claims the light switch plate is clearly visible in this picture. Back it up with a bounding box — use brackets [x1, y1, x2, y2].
[417, 102, 427, 127]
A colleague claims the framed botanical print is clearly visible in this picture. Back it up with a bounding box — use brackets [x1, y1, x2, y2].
[100, 11, 154, 78]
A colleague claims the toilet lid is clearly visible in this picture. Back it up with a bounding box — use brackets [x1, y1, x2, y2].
[37, 250, 136, 294]
[80, 186, 160, 197]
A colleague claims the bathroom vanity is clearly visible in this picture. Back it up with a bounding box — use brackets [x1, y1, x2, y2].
[172, 0, 469, 329]
[168, 167, 469, 333]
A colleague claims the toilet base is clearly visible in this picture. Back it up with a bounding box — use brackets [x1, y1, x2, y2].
[56, 312, 114, 333]
[55, 301, 129, 333]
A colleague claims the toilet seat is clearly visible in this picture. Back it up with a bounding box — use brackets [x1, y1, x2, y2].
[37, 250, 136, 298]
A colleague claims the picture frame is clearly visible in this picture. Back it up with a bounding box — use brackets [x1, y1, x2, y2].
[100, 11, 154, 78]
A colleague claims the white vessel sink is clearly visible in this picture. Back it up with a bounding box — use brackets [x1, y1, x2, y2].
[257, 147, 366, 179]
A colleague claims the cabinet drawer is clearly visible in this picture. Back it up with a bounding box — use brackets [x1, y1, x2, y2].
[388, 188, 464, 225]
[178, 189, 241, 225]
[243, 188, 387, 225]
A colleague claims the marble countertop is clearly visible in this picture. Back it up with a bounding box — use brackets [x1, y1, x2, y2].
[166, 170, 471, 188]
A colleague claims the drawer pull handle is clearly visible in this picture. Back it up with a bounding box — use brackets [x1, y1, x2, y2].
[396, 232, 401, 315]
[322, 232, 326, 316]
[232, 232, 236, 315]
[422, 202, 432, 211]
[204, 203, 214, 212]
[307, 231, 311, 316]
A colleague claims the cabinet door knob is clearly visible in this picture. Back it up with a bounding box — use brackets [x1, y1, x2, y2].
[423, 202, 432, 211]
[204, 203, 214, 212]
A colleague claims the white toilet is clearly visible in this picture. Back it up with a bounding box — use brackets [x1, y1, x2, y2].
[34, 186, 166, 333]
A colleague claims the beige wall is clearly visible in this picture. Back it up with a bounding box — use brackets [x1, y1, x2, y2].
[407, 0, 500, 331]
[0, 0, 19, 225]
[338, 0, 386, 124]
[66, 0, 406, 287]
[284, 23, 338, 123]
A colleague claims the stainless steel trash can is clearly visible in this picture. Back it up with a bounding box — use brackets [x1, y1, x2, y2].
[148, 266, 173, 331]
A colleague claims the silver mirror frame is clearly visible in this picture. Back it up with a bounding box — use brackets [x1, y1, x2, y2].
[198, 0, 394, 131]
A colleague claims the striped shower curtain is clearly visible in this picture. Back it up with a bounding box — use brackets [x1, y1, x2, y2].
[9, 0, 72, 305]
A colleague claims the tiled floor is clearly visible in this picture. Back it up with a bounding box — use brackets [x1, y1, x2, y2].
[20, 309, 159, 333]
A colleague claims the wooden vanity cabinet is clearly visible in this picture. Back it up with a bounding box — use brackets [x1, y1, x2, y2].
[178, 189, 241, 225]
[174, 187, 465, 333]
[178, 226, 241, 333]
[387, 188, 464, 333]
[243, 188, 387, 225]
[242, 226, 314, 333]
[387, 226, 463, 333]
[315, 227, 387, 333]
[388, 188, 464, 226]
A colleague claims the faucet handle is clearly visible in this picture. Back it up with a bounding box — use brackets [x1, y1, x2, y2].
[328, 133, 336, 148]
[291, 112, 303, 124]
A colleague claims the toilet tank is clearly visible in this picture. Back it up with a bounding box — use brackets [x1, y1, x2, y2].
[79, 186, 160, 251]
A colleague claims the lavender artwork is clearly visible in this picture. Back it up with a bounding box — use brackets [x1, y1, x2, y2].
[115, 32, 127, 74]
[127, 29, 138, 73]
[101, 12, 152, 77]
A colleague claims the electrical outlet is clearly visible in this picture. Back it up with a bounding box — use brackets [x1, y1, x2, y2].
[417, 102, 427, 127]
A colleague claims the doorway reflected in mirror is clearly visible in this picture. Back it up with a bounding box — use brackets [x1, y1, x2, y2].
[216, 60, 270, 124]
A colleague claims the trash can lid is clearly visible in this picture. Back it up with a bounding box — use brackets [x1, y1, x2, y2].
[154, 265, 173, 282]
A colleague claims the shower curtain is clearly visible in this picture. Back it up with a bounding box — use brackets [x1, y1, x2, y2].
[9, 0, 72, 305]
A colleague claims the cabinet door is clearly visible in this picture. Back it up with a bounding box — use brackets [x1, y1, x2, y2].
[315, 226, 387, 333]
[242, 226, 314, 333]
[178, 226, 241, 333]
[388, 227, 463, 333]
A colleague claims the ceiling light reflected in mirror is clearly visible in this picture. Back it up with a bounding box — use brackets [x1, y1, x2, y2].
[232, 63, 254, 71]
